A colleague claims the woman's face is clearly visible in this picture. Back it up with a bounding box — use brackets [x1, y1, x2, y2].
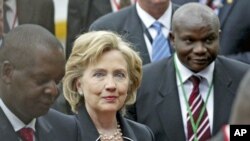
[77, 50, 129, 115]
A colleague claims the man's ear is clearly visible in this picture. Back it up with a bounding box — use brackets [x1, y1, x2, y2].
[1, 60, 14, 84]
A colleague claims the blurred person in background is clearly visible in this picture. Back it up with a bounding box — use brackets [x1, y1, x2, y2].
[0, 0, 3, 46]
[210, 70, 250, 141]
[3, 0, 54, 34]
[66, 0, 135, 60]
[90, 0, 179, 65]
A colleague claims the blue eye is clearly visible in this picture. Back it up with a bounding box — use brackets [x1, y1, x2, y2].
[115, 73, 125, 78]
[93, 72, 104, 77]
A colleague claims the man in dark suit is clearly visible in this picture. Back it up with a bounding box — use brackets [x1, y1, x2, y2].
[90, 0, 179, 65]
[126, 3, 250, 141]
[66, 0, 111, 59]
[210, 70, 250, 141]
[66, 0, 134, 60]
[171, 0, 250, 64]
[0, 24, 81, 141]
[4, 0, 54, 34]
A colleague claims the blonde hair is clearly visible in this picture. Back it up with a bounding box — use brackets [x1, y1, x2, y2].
[63, 31, 142, 114]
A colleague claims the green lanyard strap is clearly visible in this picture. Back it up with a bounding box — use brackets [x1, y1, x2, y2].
[174, 56, 213, 141]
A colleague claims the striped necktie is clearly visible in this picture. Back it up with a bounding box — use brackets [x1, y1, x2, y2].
[151, 21, 171, 62]
[187, 76, 211, 141]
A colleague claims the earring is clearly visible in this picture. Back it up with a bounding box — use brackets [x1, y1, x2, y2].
[78, 91, 83, 96]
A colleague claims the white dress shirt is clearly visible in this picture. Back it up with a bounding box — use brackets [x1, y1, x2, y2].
[174, 53, 215, 139]
[136, 2, 172, 61]
[0, 98, 36, 140]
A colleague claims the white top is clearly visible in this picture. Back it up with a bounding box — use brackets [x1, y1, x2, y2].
[174, 53, 215, 139]
[136, 2, 172, 61]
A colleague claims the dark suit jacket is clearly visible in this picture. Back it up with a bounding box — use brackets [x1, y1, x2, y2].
[210, 130, 225, 141]
[172, 0, 250, 64]
[89, 4, 179, 65]
[66, 0, 112, 59]
[126, 56, 250, 141]
[0, 108, 81, 141]
[17, 0, 55, 34]
[76, 105, 155, 141]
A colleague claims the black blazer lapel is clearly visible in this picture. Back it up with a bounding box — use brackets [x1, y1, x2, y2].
[212, 57, 234, 135]
[76, 105, 100, 140]
[117, 113, 137, 141]
[218, 1, 235, 28]
[156, 57, 186, 141]
[0, 108, 19, 141]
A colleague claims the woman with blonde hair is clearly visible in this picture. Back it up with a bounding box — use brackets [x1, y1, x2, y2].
[63, 31, 154, 141]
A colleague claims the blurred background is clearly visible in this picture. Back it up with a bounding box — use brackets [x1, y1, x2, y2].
[54, 0, 68, 46]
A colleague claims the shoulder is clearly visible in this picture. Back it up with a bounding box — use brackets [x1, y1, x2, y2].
[40, 109, 78, 127]
[37, 110, 81, 140]
[216, 56, 250, 71]
[124, 118, 155, 140]
[143, 57, 172, 76]
[90, 6, 136, 30]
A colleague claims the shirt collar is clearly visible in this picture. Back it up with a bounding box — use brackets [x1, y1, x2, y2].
[136, 2, 172, 30]
[174, 53, 215, 86]
[5, 0, 16, 12]
[0, 98, 36, 132]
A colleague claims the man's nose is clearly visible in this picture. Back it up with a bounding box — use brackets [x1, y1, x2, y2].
[44, 80, 59, 96]
[193, 42, 207, 53]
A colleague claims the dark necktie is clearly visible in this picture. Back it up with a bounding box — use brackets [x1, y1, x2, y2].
[187, 76, 211, 141]
[151, 21, 171, 62]
[119, 0, 131, 9]
[18, 128, 34, 141]
[3, 1, 10, 33]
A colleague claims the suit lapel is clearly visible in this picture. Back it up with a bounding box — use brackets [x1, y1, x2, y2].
[122, 5, 151, 64]
[212, 57, 234, 135]
[0, 108, 19, 141]
[76, 105, 100, 140]
[156, 57, 186, 141]
[218, 0, 235, 28]
[36, 117, 57, 141]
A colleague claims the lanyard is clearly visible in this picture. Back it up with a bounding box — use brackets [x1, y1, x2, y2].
[174, 55, 213, 141]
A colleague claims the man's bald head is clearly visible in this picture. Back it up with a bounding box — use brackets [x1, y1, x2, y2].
[0, 24, 64, 69]
[172, 3, 220, 33]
